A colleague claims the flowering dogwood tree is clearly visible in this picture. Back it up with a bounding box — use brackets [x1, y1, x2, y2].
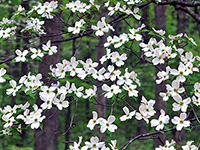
[0, 0, 199, 150]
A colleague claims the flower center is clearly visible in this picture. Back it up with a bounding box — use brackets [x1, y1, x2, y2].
[180, 120, 184, 124]
[179, 102, 184, 106]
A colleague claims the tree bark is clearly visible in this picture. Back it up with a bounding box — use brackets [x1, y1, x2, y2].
[154, 1, 167, 148]
[94, 7, 108, 141]
[172, 2, 188, 144]
[34, 1, 62, 149]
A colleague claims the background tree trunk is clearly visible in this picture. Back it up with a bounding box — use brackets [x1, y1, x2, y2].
[154, 1, 167, 148]
[172, 3, 188, 144]
[34, 0, 62, 149]
[94, 7, 108, 141]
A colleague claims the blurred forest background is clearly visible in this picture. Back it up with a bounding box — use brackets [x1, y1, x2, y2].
[0, 0, 199, 150]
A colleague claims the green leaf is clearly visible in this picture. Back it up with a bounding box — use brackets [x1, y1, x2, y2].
[106, 130, 112, 136]
[36, 56, 43, 62]
[60, 5, 66, 11]
[141, 29, 149, 32]
[21, 10, 27, 16]
[0, 37, 4, 43]
[164, 125, 169, 130]
[11, 58, 16, 64]
[184, 127, 191, 131]
[40, 123, 43, 130]
[86, 10, 91, 14]
[159, 130, 164, 134]
[3, 74, 12, 80]
[119, 45, 125, 51]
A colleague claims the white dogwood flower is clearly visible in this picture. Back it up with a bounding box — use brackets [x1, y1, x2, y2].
[150, 109, 169, 130]
[102, 84, 121, 98]
[120, 106, 136, 121]
[171, 113, 190, 131]
[42, 40, 57, 55]
[99, 115, 117, 133]
[87, 111, 99, 130]
[15, 49, 29, 62]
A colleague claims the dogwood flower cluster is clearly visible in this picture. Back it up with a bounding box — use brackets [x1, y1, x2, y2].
[99, 48, 128, 67]
[69, 135, 120, 150]
[87, 111, 117, 133]
[1, 102, 45, 131]
[0, 1, 200, 149]
[182, 141, 198, 150]
[155, 139, 176, 150]
[48, 53, 139, 99]
[66, 0, 91, 13]
[105, 1, 141, 20]
[135, 96, 156, 123]
[91, 17, 114, 36]
[156, 66, 171, 84]
[124, 0, 142, 5]
[37, 1, 58, 19]
[14, 41, 57, 62]
[141, 39, 177, 65]
[22, 18, 45, 34]
[69, 136, 113, 150]
[68, 19, 85, 34]
[104, 25, 144, 48]
[0, 17, 16, 39]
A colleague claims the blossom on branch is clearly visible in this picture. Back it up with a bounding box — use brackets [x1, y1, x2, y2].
[42, 40, 58, 55]
[99, 115, 117, 133]
[171, 113, 190, 131]
[120, 106, 136, 121]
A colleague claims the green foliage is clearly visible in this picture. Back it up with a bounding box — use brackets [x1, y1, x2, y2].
[5, 145, 33, 150]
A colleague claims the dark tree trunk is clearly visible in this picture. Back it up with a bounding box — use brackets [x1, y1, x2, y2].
[64, 38, 76, 150]
[94, 7, 108, 141]
[136, 5, 150, 136]
[172, 3, 188, 144]
[95, 36, 107, 140]
[34, 1, 62, 150]
[17, 0, 30, 146]
[154, 1, 167, 148]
